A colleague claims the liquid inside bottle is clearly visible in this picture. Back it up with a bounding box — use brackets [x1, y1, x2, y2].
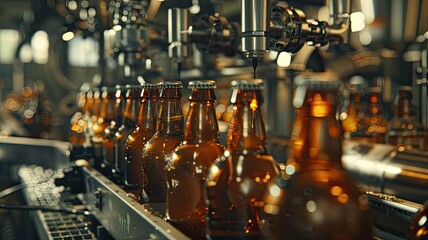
[124, 83, 159, 197]
[206, 79, 279, 239]
[141, 81, 184, 205]
[166, 80, 224, 239]
[264, 72, 372, 239]
[113, 84, 142, 185]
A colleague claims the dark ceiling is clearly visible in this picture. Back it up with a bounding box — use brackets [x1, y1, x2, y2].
[0, 0, 32, 28]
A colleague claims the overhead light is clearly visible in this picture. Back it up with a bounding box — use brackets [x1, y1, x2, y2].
[277, 51, 292, 68]
[351, 12, 366, 32]
[62, 31, 75, 41]
[31, 30, 49, 64]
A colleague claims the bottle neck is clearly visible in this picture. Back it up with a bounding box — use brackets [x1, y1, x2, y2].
[123, 96, 141, 128]
[157, 88, 184, 135]
[397, 96, 413, 118]
[137, 89, 158, 131]
[227, 89, 267, 152]
[100, 92, 116, 121]
[113, 93, 126, 127]
[292, 89, 342, 168]
[185, 89, 220, 143]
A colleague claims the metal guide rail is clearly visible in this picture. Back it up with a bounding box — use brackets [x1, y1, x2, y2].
[0, 137, 188, 240]
[82, 167, 189, 239]
[2, 137, 426, 239]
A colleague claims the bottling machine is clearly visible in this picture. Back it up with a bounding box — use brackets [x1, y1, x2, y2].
[0, 0, 427, 239]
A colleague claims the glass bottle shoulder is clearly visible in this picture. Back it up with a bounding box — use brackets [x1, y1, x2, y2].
[142, 131, 184, 159]
[167, 142, 224, 175]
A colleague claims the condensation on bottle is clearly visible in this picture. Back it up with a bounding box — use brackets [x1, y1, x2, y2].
[124, 83, 159, 197]
[141, 81, 184, 204]
[206, 79, 279, 239]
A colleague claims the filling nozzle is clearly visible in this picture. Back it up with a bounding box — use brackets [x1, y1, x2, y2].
[168, 8, 190, 63]
[241, 0, 270, 58]
[168, 8, 190, 80]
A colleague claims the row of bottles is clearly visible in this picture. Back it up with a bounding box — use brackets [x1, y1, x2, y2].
[342, 85, 427, 150]
[69, 73, 375, 239]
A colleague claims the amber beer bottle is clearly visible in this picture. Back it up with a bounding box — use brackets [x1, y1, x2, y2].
[112, 84, 142, 184]
[90, 87, 102, 131]
[166, 80, 224, 239]
[408, 201, 428, 239]
[387, 86, 418, 149]
[92, 86, 116, 141]
[342, 86, 366, 139]
[124, 83, 159, 197]
[361, 87, 388, 143]
[265, 72, 372, 239]
[141, 81, 184, 204]
[206, 79, 279, 239]
[103, 85, 126, 170]
[69, 88, 89, 145]
[92, 86, 116, 171]
[70, 87, 94, 145]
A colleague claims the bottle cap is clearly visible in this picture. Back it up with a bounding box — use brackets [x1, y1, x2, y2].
[92, 87, 101, 99]
[158, 81, 183, 89]
[231, 79, 264, 90]
[293, 72, 340, 108]
[140, 82, 160, 89]
[101, 86, 117, 98]
[188, 80, 217, 89]
[101, 86, 117, 91]
[115, 84, 126, 90]
[125, 84, 143, 91]
[398, 86, 412, 92]
[125, 85, 143, 98]
[294, 71, 341, 89]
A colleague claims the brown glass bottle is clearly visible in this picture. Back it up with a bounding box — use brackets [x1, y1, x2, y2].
[408, 201, 428, 239]
[91, 86, 117, 170]
[265, 72, 372, 239]
[387, 86, 419, 149]
[112, 84, 142, 184]
[88, 88, 101, 136]
[124, 83, 159, 197]
[166, 80, 224, 239]
[206, 79, 279, 239]
[342, 87, 366, 139]
[91, 87, 105, 139]
[141, 81, 184, 204]
[361, 87, 388, 143]
[70, 87, 93, 145]
[103, 85, 126, 170]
